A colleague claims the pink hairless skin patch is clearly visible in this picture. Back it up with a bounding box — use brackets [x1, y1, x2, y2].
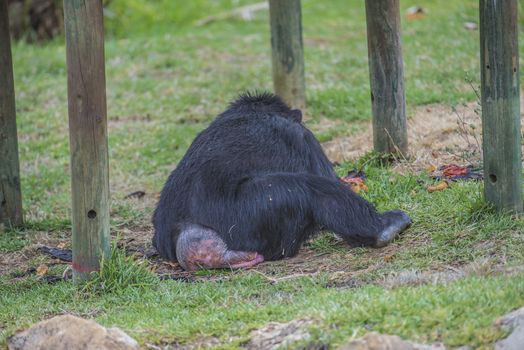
[175, 228, 265, 271]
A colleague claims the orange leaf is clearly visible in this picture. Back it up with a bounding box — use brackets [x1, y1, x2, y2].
[442, 164, 468, 177]
[342, 177, 369, 193]
[405, 6, 426, 20]
[36, 264, 49, 276]
[352, 182, 369, 193]
[426, 165, 437, 173]
[384, 254, 395, 262]
[427, 181, 449, 193]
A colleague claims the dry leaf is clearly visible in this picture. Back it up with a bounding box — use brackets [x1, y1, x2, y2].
[384, 254, 395, 263]
[442, 164, 468, 177]
[36, 264, 49, 276]
[57, 242, 67, 249]
[344, 178, 369, 193]
[355, 183, 369, 193]
[427, 181, 449, 193]
[463, 22, 477, 30]
[406, 6, 426, 20]
[164, 261, 179, 269]
[426, 164, 437, 173]
[123, 190, 146, 199]
[340, 171, 369, 193]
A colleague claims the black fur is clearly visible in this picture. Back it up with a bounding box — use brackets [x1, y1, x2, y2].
[153, 92, 400, 262]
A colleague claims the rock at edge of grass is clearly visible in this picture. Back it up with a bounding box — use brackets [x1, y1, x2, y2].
[7, 314, 138, 350]
[338, 332, 446, 350]
[494, 306, 524, 350]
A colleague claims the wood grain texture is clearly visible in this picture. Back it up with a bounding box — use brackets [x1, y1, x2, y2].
[0, 0, 23, 228]
[269, 0, 306, 110]
[479, 0, 523, 213]
[64, 0, 110, 280]
[365, 0, 408, 155]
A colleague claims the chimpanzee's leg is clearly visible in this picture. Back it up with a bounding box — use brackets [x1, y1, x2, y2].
[299, 134, 411, 245]
[175, 223, 264, 271]
[303, 174, 411, 247]
[237, 173, 411, 248]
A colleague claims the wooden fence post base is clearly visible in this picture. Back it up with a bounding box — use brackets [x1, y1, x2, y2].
[365, 0, 408, 155]
[479, 0, 523, 213]
[0, 0, 23, 229]
[64, 0, 111, 281]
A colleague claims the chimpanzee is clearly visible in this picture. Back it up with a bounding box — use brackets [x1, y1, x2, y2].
[152, 92, 411, 271]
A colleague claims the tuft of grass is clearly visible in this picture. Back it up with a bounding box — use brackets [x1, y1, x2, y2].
[80, 243, 158, 295]
[0, 228, 29, 253]
[306, 232, 346, 256]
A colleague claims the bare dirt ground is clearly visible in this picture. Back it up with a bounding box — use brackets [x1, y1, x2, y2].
[323, 97, 524, 174]
[1, 193, 437, 285]
[2, 100, 523, 285]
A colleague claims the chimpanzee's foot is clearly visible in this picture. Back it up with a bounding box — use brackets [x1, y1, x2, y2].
[175, 224, 264, 271]
[375, 210, 412, 248]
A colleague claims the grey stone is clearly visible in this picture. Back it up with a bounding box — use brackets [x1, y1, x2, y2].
[8, 314, 138, 350]
[495, 306, 524, 350]
[338, 332, 446, 350]
[245, 319, 314, 350]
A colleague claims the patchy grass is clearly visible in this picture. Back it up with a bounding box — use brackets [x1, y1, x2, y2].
[0, 229, 28, 253]
[80, 241, 159, 295]
[2, 266, 524, 348]
[2, 158, 523, 348]
[2, 0, 524, 348]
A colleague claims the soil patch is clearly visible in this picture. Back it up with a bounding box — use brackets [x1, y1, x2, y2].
[4, 223, 516, 288]
[0, 231, 68, 276]
[322, 98, 524, 173]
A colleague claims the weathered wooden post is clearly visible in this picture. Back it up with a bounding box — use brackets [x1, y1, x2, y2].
[479, 0, 523, 213]
[0, 0, 23, 229]
[365, 0, 408, 155]
[64, 0, 110, 280]
[268, 0, 306, 110]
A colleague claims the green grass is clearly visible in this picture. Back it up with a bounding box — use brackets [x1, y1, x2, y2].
[80, 241, 159, 295]
[2, 268, 524, 348]
[0, 229, 28, 253]
[3, 160, 523, 348]
[2, 0, 524, 348]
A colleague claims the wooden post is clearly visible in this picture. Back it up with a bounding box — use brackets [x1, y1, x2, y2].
[64, 0, 110, 280]
[268, 0, 306, 110]
[0, 0, 23, 229]
[365, 0, 408, 155]
[479, 0, 523, 213]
